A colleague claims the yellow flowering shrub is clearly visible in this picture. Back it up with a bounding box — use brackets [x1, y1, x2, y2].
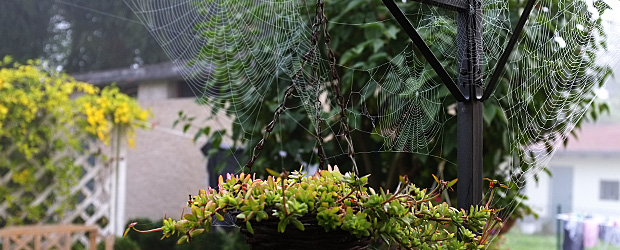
[77, 86, 150, 146]
[0, 57, 149, 225]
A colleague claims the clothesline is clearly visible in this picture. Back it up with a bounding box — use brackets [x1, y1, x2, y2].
[557, 213, 620, 250]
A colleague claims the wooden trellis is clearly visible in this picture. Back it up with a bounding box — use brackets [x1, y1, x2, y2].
[0, 129, 127, 248]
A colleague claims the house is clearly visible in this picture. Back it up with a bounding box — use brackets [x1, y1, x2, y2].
[518, 9, 620, 234]
[520, 123, 620, 234]
[73, 62, 234, 235]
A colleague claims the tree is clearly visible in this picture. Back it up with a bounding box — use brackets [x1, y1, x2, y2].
[184, 0, 612, 220]
[0, 0, 168, 73]
[56, 1, 168, 73]
[0, 57, 149, 225]
[0, 0, 54, 65]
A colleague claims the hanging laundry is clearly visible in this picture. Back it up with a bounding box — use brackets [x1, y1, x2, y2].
[563, 219, 584, 250]
[583, 219, 599, 248]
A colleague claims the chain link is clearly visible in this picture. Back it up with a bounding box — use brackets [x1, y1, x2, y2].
[317, 0, 359, 176]
[243, 83, 295, 170]
[245, 0, 358, 174]
[244, 0, 329, 171]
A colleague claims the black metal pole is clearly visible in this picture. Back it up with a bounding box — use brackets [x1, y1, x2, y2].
[408, 0, 468, 12]
[457, 103, 483, 211]
[556, 205, 562, 250]
[382, 0, 467, 102]
[379, 0, 485, 213]
[457, 0, 483, 213]
[482, 0, 536, 101]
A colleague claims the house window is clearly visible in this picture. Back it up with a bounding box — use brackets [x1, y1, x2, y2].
[119, 84, 138, 98]
[176, 80, 198, 98]
[600, 180, 619, 201]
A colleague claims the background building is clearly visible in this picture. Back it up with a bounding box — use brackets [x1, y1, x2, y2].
[74, 62, 233, 228]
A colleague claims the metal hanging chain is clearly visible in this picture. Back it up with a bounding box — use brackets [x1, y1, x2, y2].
[244, 1, 329, 171]
[316, 0, 359, 176]
[310, 0, 328, 170]
[306, 0, 328, 170]
[243, 83, 295, 171]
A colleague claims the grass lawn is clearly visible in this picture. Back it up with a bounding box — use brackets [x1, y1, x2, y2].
[492, 230, 620, 250]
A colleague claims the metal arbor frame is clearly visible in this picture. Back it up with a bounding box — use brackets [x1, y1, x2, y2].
[380, 0, 537, 212]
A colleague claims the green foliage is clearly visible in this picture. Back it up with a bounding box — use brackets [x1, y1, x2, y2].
[125, 218, 248, 250]
[128, 167, 505, 249]
[96, 237, 141, 250]
[173, 230, 249, 250]
[57, 1, 168, 73]
[186, 0, 613, 222]
[0, 0, 168, 73]
[0, 1, 53, 65]
[0, 57, 149, 225]
[124, 218, 177, 250]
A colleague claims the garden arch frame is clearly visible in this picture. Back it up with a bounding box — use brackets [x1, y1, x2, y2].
[381, 0, 536, 212]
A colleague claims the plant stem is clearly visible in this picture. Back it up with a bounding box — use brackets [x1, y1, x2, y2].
[281, 175, 289, 216]
[129, 226, 163, 234]
[416, 194, 441, 204]
[485, 188, 496, 209]
[336, 189, 355, 203]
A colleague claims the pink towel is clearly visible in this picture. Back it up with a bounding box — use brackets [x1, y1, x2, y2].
[583, 220, 599, 248]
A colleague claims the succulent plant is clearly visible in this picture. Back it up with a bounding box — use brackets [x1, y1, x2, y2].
[126, 166, 504, 249]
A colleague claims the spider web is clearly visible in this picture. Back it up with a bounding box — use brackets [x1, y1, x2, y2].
[486, 0, 619, 227]
[123, 0, 619, 238]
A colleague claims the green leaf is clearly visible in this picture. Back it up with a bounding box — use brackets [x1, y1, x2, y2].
[371, 39, 384, 53]
[265, 168, 280, 177]
[193, 131, 203, 142]
[278, 218, 288, 233]
[483, 104, 497, 125]
[368, 52, 388, 63]
[246, 221, 254, 234]
[257, 211, 268, 221]
[351, 41, 369, 54]
[236, 213, 246, 220]
[339, 50, 356, 65]
[340, 0, 367, 17]
[291, 218, 305, 231]
[363, 23, 384, 40]
[202, 126, 211, 136]
[177, 235, 188, 245]
[447, 178, 458, 188]
[189, 228, 205, 238]
[383, 25, 400, 40]
[432, 174, 439, 184]
[215, 213, 225, 221]
[191, 205, 201, 216]
[184, 214, 197, 221]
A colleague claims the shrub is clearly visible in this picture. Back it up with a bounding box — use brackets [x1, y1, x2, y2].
[0, 56, 149, 225]
[96, 237, 141, 250]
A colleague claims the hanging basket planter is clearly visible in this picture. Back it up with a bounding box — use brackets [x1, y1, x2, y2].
[126, 166, 505, 249]
[236, 214, 370, 250]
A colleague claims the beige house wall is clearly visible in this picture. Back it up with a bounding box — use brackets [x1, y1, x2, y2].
[74, 63, 234, 226]
[123, 84, 233, 222]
